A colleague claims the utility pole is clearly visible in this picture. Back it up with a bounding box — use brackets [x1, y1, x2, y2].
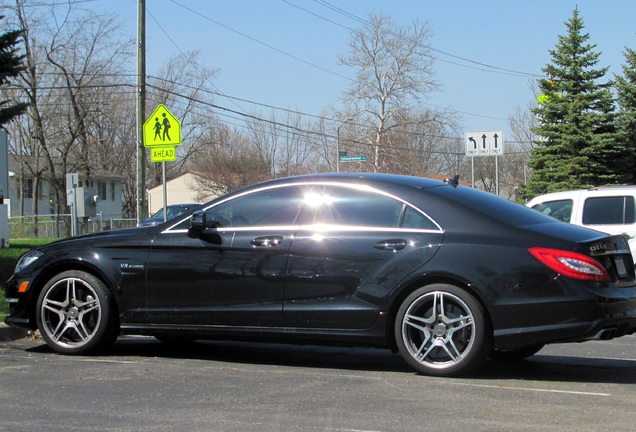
[136, 0, 146, 223]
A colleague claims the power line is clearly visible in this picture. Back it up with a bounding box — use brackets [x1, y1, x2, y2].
[8, 0, 99, 7]
[308, 0, 541, 78]
[155, 1, 523, 123]
[167, 0, 351, 81]
[145, 82, 534, 151]
[146, 6, 249, 116]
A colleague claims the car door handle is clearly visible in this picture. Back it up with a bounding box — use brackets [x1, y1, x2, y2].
[374, 239, 408, 251]
[251, 236, 284, 247]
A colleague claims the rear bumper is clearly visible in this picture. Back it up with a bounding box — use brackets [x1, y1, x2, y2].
[491, 279, 636, 349]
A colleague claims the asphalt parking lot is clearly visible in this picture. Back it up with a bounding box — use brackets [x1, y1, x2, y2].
[1, 330, 635, 432]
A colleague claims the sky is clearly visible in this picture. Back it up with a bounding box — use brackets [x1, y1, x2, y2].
[91, 0, 636, 144]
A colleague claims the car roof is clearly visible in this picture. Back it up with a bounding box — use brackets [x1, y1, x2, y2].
[241, 172, 451, 191]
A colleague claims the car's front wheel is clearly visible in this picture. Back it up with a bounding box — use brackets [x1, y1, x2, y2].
[36, 270, 119, 355]
[395, 284, 491, 377]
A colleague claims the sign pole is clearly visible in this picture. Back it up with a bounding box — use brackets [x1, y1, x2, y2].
[162, 161, 167, 222]
[136, 0, 146, 224]
[495, 155, 499, 196]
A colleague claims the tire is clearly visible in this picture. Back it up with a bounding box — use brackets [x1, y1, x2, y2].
[36, 270, 120, 355]
[394, 284, 491, 377]
[489, 344, 544, 362]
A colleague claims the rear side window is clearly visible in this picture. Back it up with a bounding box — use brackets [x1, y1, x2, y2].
[531, 199, 573, 223]
[311, 186, 403, 227]
[299, 186, 438, 230]
[402, 206, 439, 230]
[583, 196, 636, 225]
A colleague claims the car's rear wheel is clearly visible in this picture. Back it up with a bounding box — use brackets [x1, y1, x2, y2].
[36, 270, 119, 355]
[395, 284, 491, 377]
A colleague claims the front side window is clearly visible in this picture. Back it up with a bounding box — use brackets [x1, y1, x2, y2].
[531, 199, 573, 222]
[583, 196, 635, 225]
[205, 185, 308, 228]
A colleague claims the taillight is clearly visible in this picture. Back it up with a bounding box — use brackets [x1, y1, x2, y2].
[528, 247, 610, 282]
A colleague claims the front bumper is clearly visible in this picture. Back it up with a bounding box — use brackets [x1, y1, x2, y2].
[4, 274, 39, 331]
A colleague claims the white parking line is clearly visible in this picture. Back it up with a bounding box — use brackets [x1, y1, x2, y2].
[452, 381, 611, 397]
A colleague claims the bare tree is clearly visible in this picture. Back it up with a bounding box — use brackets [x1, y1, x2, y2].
[505, 81, 540, 199]
[245, 110, 323, 177]
[339, 13, 441, 173]
[191, 124, 270, 196]
[2, 0, 134, 219]
[145, 50, 219, 188]
[44, 5, 133, 183]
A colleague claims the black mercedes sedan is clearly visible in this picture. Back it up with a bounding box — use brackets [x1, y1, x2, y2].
[5, 173, 636, 377]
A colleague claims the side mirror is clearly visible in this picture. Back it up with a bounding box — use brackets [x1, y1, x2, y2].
[188, 210, 223, 243]
[188, 210, 206, 238]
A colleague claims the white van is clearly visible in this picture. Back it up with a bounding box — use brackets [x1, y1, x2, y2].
[526, 186, 636, 261]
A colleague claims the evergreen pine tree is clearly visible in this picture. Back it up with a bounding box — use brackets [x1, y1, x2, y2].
[615, 46, 636, 183]
[0, 16, 28, 126]
[522, 8, 629, 199]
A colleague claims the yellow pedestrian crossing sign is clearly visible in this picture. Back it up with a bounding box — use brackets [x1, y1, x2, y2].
[143, 104, 181, 147]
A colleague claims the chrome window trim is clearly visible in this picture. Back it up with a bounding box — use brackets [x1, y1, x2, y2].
[162, 181, 443, 234]
[162, 224, 444, 235]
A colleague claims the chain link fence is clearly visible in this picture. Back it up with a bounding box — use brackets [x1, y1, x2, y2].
[9, 214, 138, 239]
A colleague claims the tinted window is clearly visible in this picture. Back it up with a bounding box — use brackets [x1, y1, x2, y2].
[205, 186, 307, 228]
[583, 196, 636, 225]
[531, 199, 573, 222]
[317, 187, 401, 227]
[304, 186, 428, 229]
[402, 206, 438, 230]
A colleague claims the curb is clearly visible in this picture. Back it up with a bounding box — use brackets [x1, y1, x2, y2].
[0, 323, 31, 342]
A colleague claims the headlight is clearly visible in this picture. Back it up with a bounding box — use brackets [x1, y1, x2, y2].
[15, 250, 44, 273]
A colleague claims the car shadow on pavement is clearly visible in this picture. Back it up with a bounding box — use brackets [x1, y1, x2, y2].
[471, 354, 636, 384]
[19, 335, 636, 384]
[24, 336, 414, 373]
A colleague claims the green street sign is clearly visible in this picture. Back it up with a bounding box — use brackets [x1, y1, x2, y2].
[339, 155, 366, 162]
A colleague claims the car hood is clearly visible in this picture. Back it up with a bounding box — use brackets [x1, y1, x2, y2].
[38, 227, 156, 252]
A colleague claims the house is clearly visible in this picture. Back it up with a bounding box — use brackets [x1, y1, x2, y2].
[147, 171, 218, 214]
[7, 155, 125, 219]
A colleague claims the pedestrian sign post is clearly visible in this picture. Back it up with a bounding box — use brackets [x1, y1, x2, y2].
[143, 105, 182, 224]
[143, 104, 181, 147]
